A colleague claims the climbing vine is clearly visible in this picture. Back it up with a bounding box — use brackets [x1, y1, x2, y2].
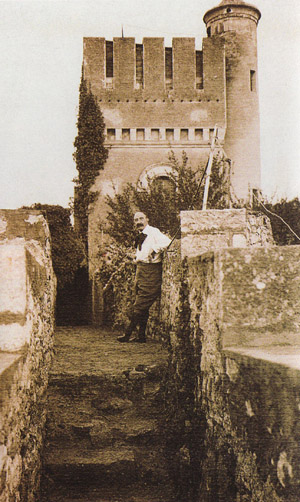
[73, 69, 108, 249]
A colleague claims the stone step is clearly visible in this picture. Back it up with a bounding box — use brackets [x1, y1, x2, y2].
[47, 372, 164, 430]
[41, 328, 173, 502]
[46, 414, 160, 448]
[42, 480, 175, 502]
[43, 445, 138, 487]
[43, 443, 171, 487]
[48, 369, 164, 405]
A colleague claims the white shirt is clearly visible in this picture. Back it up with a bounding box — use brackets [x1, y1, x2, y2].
[135, 225, 171, 263]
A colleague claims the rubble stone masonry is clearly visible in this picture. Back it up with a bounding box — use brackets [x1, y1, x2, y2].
[160, 210, 300, 501]
[0, 210, 56, 502]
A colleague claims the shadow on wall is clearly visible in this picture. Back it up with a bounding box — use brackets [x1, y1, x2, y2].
[56, 267, 91, 326]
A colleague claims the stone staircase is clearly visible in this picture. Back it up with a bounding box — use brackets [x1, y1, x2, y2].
[41, 327, 175, 502]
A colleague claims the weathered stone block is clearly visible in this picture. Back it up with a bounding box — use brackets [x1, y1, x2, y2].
[180, 208, 273, 257]
[0, 242, 27, 317]
[220, 246, 300, 347]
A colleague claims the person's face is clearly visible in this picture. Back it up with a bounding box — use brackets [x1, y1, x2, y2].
[134, 212, 148, 232]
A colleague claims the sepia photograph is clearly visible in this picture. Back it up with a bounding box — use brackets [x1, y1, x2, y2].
[0, 0, 300, 500]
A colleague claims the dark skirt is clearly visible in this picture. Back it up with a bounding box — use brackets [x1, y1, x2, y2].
[133, 262, 162, 315]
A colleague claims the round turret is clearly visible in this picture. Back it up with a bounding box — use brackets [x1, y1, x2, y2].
[203, 1, 262, 201]
[204, 0, 261, 37]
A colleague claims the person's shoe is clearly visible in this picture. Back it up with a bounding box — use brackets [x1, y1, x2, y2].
[131, 337, 146, 343]
[117, 334, 131, 343]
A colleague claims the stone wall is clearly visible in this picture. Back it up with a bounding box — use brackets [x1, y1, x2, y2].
[0, 210, 56, 502]
[160, 210, 300, 502]
[180, 208, 274, 258]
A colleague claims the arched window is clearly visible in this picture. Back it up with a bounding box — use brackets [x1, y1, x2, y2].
[152, 175, 176, 196]
[138, 164, 177, 189]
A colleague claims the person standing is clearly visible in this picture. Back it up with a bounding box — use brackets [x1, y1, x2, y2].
[117, 211, 171, 343]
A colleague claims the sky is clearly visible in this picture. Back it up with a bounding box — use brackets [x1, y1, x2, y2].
[0, 0, 300, 209]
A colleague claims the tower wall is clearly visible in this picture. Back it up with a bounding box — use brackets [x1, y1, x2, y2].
[204, 2, 261, 201]
[83, 36, 227, 267]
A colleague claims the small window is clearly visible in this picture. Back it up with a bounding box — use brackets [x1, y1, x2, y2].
[180, 129, 188, 141]
[165, 47, 173, 89]
[107, 129, 115, 141]
[166, 129, 174, 141]
[122, 129, 130, 141]
[151, 129, 160, 141]
[196, 51, 203, 89]
[106, 41, 113, 78]
[195, 129, 203, 141]
[136, 128, 145, 141]
[136, 44, 143, 88]
[250, 70, 256, 92]
[207, 27, 211, 37]
[209, 128, 215, 141]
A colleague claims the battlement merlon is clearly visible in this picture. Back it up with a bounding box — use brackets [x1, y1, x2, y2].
[82, 36, 226, 101]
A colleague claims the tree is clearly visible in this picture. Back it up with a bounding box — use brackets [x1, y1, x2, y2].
[104, 151, 231, 245]
[73, 69, 108, 248]
[23, 204, 85, 290]
[23, 204, 90, 325]
[263, 197, 300, 246]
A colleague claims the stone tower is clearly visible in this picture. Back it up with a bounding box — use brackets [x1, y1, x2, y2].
[204, 0, 261, 201]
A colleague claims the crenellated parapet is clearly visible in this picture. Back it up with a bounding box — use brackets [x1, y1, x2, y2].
[83, 36, 226, 102]
[83, 36, 226, 147]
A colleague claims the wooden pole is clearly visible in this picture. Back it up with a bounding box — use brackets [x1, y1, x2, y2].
[202, 126, 218, 210]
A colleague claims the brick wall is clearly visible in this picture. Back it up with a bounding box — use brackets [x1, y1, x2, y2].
[0, 210, 56, 501]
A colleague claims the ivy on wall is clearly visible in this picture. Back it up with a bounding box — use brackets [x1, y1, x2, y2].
[73, 69, 109, 249]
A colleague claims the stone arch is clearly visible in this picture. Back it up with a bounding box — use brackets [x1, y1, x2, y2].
[138, 163, 176, 189]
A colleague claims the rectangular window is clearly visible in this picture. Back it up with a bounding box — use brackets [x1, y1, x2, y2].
[195, 128, 203, 141]
[209, 128, 215, 141]
[196, 51, 203, 89]
[180, 129, 189, 141]
[122, 129, 130, 141]
[151, 129, 160, 141]
[165, 47, 173, 90]
[136, 44, 143, 88]
[166, 128, 174, 141]
[136, 128, 145, 141]
[207, 27, 211, 37]
[107, 129, 115, 141]
[250, 70, 256, 92]
[106, 41, 113, 78]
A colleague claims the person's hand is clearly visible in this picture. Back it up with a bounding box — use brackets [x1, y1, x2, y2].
[148, 249, 156, 261]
